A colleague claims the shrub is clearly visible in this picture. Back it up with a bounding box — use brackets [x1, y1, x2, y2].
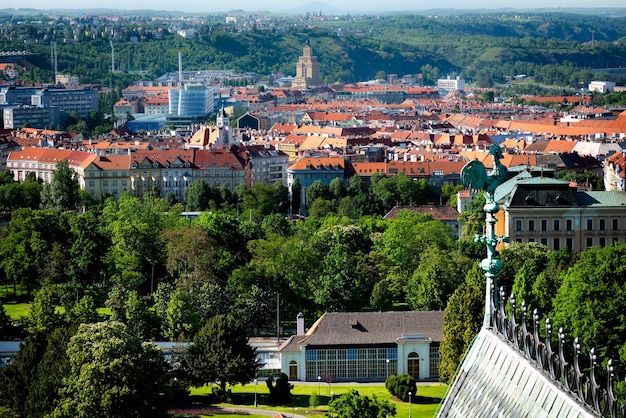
[266, 373, 293, 404]
[385, 374, 417, 402]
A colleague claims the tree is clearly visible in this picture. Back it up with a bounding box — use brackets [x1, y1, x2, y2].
[102, 193, 168, 293]
[50, 321, 170, 418]
[376, 211, 454, 296]
[40, 159, 80, 211]
[0, 333, 48, 416]
[290, 177, 301, 214]
[163, 289, 201, 341]
[24, 325, 77, 418]
[26, 285, 61, 335]
[312, 225, 373, 311]
[439, 263, 484, 383]
[551, 244, 626, 365]
[305, 180, 329, 209]
[163, 225, 219, 289]
[406, 246, 472, 311]
[308, 197, 335, 218]
[184, 179, 210, 211]
[458, 191, 486, 240]
[327, 389, 396, 418]
[185, 314, 259, 399]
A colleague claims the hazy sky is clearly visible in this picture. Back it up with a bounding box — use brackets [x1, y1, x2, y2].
[10, 0, 626, 14]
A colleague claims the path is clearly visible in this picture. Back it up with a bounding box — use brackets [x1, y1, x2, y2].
[223, 406, 310, 418]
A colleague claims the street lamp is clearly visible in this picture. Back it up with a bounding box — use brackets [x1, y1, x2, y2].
[330, 391, 334, 402]
[408, 391, 412, 418]
[317, 375, 321, 396]
[386, 358, 390, 377]
[254, 378, 258, 407]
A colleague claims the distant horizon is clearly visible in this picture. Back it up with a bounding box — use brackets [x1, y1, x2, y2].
[3, 2, 626, 15]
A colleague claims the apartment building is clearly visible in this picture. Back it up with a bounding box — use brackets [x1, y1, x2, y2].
[7, 147, 248, 202]
[494, 172, 626, 252]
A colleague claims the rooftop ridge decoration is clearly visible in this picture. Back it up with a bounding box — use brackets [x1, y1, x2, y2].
[460, 144, 509, 327]
[490, 285, 626, 417]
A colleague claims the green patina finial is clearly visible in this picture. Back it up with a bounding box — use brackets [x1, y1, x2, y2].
[461, 144, 509, 327]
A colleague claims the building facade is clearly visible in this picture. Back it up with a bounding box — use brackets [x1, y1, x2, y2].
[291, 42, 323, 89]
[494, 173, 626, 252]
[279, 311, 444, 382]
[287, 157, 345, 213]
[437, 76, 465, 92]
[169, 84, 215, 117]
[3, 105, 61, 129]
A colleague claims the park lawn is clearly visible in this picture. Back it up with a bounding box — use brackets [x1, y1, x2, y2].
[2, 302, 30, 321]
[191, 382, 447, 418]
[2, 303, 112, 322]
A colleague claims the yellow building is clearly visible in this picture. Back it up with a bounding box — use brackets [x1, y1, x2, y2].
[493, 170, 626, 252]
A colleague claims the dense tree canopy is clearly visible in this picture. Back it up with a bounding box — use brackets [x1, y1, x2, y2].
[50, 321, 170, 418]
[185, 314, 259, 399]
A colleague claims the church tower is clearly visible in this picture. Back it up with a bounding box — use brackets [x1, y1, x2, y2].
[292, 40, 323, 89]
[216, 106, 229, 128]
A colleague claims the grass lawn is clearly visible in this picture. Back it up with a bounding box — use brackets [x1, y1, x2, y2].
[2, 302, 30, 321]
[2, 303, 112, 322]
[189, 382, 447, 418]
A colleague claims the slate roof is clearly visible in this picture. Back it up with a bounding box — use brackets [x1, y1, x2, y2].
[437, 328, 598, 418]
[504, 178, 579, 208]
[279, 311, 444, 351]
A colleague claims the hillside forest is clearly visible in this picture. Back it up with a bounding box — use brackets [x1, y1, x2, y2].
[1, 11, 626, 89]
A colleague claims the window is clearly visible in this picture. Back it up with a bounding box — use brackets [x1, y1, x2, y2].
[566, 219, 573, 231]
[541, 238, 548, 246]
[515, 220, 522, 232]
[553, 238, 560, 251]
[586, 238, 593, 249]
[88, 181, 95, 187]
[553, 220, 560, 231]
[613, 219, 619, 230]
[587, 219, 593, 231]
[566, 238, 573, 250]
[541, 220, 547, 232]
[112, 180, 118, 186]
[429, 344, 440, 379]
[528, 220, 535, 231]
[103, 181, 108, 187]
[600, 219, 606, 231]
[600, 238, 606, 247]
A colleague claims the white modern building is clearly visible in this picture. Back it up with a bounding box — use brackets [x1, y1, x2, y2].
[588, 80, 616, 93]
[437, 76, 466, 92]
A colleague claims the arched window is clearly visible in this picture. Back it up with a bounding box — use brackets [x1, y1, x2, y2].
[289, 360, 298, 380]
[407, 352, 420, 380]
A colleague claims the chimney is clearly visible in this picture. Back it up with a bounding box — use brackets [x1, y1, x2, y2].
[297, 313, 305, 335]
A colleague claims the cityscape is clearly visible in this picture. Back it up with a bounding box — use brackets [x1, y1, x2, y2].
[1, 6, 626, 418]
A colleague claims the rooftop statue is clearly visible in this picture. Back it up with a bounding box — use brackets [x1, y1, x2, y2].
[460, 144, 509, 327]
[460, 144, 508, 196]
